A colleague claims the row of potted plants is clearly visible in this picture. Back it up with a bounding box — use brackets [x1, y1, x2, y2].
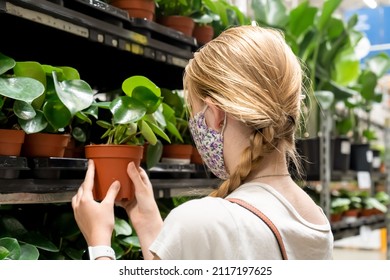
[0, 51, 206, 199]
[104, 0, 248, 45]
[330, 189, 390, 223]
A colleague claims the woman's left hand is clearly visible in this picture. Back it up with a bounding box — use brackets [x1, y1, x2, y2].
[72, 160, 120, 246]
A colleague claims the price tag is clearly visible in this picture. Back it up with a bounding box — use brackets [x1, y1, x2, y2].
[357, 171, 371, 189]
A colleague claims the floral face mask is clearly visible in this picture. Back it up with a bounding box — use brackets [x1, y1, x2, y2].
[188, 106, 229, 180]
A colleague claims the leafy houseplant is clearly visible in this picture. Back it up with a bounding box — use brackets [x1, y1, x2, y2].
[85, 75, 171, 201]
[109, 0, 156, 21]
[203, 0, 249, 38]
[335, 52, 390, 171]
[190, 0, 220, 44]
[0, 52, 44, 156]
[0, 53, 95, 158]
[160, 88, 193, 163]
[155, 0, 202, 36]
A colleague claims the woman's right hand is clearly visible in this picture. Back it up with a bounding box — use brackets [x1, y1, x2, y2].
[72, 160, 120, 247]
[117, 162, 163, 260]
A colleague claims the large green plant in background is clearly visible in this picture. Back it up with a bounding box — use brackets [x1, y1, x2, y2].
[251, 0, 375, 138]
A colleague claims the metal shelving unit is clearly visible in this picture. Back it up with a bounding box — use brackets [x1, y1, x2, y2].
[0, 0, 217, 204]
[0, 0, 197, 91]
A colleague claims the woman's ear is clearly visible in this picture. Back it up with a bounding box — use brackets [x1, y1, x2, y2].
[204, 97, 225, 131]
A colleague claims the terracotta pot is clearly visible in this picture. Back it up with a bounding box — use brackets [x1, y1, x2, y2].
[158, 16, 195, 37]
[85, 144, 144, 201]
[330, 213, 342, 223]
[0, 129, 25, 156]
[110, 0, 155, 21]
[162, 144, 193, 164]
[191, 146, 203, 165]
[64, 138, 85, 158]
[193, 24, 214, 45]
[22, 133, 70, 157]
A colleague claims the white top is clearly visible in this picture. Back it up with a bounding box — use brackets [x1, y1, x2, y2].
[149, 182, 334, 260]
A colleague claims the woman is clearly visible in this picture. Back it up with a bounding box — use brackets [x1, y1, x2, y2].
[72, 25, 334, 260]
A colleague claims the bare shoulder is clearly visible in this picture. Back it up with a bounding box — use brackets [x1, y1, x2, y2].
[265, 177, 329, 225]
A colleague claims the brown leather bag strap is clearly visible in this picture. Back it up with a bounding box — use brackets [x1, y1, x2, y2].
[226, 198, 288, 260]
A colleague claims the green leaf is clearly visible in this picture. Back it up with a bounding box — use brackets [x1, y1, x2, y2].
[0, 237, 21, 260]
[0, 216, 28, 237]
[365, 53, 390, 78]
[58, 66, 80, 80]
[114, 217, 132, 237]
[140, 119, 157, 145]
[52, 72, 94, 116]
[43, 99, 72, 130]
[74, 111, 92, 125]
[72, 126, 87, 142]
[19, 243, 39, 260]
[0, 52, 16, 75]
[110, 96, 147, 124]
[13, 61, 46, 87]
[166, 121, 183, 143]
[332, 47, 360, 86]
[13, 100, 36, 120]
[0, 77, 45, 102]
[148, 121, 171, 143]
[359, 70, 377, 100]
[96, 120, 112, 129]
[146, 139, 163, 169]
[251, 0, 288, 27]
[326, 17, 344, 39]
[121, 236, 140, 248]
[18, 110, 48, 133]
[0, 245, 9, 260]
[317, 0, 342, 31]
[122, 76, 161, 114]
[288, 1, 317, 40]
[18, 232, 59, 252]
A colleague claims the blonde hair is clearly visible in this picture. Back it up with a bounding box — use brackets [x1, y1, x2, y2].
[183, 25, 305, 198]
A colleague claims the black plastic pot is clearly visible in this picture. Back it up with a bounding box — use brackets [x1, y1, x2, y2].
[30, 157, 87, 179]
[349, 143, 372, 171]
[0, 156, 29, 179]
[295, 137, 320, 181]
[331, 136, 351, 172]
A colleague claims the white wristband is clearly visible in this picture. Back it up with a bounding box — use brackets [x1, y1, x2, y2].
[88, 246, 116, 260]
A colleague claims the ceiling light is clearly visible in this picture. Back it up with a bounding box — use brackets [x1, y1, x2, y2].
[363, 0, 378, 9]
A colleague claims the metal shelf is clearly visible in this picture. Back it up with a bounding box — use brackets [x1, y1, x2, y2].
[0, 178, 221, 204]
[0, 0, 196, 90]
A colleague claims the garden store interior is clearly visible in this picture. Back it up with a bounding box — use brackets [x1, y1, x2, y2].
[1, 0, 390, 260]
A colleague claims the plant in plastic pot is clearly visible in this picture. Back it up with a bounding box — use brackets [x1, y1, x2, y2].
[155, 0, 202, 36]
[86, 75, 170, 201]
[2, 58, 95, 158]
[338, 53, 390, 171]
[159, 88, 193, 164]
[0, 52, 45, 156]
[191, 1, 219, 45]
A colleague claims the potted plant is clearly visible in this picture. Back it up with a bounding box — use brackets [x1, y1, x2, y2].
[191, 1, 220, 45]
[155, 0, 202, 36]
[0, 52, 45, 156]
[85, 75, 170, 201]
[338, 189, 362, 223]
[4, 59, 95, 158]
[338, 53, 390, 171]
[159, 88, 193, 164]
[108, 0, 156, 21]
[330, 196, 350, 223]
